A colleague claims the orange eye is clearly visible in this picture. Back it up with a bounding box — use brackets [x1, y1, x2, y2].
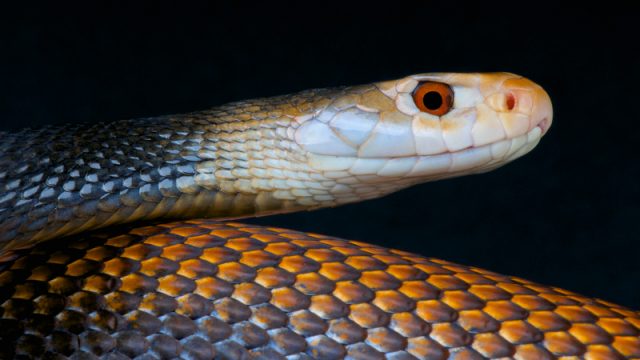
[412, 81, 454, 116]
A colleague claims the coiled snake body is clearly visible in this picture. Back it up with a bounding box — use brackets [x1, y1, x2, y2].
[0, 73, 638, 359]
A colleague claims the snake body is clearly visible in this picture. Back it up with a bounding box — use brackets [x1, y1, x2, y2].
[0, 73, 638, 359]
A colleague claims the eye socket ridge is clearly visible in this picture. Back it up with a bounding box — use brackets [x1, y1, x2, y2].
[412, 81, 454, 116]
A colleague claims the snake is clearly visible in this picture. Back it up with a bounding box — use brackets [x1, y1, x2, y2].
[0, 72, 638, 360]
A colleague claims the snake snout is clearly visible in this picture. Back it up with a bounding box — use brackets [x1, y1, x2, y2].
[532, 90, 553, 135]
[500, 76, 553, 137]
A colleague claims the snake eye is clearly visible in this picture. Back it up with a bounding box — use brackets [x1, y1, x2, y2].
[412, 81, 454, 116]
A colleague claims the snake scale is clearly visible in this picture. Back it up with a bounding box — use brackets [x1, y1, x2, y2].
[0, 72, 638, 359]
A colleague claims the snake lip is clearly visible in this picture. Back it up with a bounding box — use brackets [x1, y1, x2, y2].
[537, 117, 551, 135]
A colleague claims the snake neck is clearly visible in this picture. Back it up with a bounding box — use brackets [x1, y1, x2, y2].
[1, 88, 378, 251]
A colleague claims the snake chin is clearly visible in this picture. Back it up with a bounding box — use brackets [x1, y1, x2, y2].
[412, 125, 543, 180]
[316, 125, 544, 208]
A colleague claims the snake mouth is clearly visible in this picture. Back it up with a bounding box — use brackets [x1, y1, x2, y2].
[307, 125, 543, 180]
[537, 117, 551, 135]
[407, 124, 543, 178]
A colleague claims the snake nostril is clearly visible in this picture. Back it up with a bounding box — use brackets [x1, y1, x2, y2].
[505, 92, 516, 111]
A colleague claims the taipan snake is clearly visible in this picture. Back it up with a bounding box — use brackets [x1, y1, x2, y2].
[0, 73, 638, 359]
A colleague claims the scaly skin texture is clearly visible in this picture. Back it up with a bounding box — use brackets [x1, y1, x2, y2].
[4, 73, 635, 359]
[0, 73, 550, 252]
[0, 221, 639, 359]
[0, 91, 320, 250]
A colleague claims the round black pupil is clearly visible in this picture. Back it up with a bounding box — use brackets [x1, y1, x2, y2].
[422, 91, 443, 110]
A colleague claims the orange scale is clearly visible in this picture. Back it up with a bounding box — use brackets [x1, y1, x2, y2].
[263, 242, 304, 257]
[358, 270, 401, 291]
[386, 265, 428, 282]
[160, 243, 202, 262]
[238, 250, 279, 268]
[177, 258, 217, 279]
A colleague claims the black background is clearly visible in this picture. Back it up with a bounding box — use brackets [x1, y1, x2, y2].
[1, 3, 639, 308]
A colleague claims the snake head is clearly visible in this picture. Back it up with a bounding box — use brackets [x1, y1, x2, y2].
[294, 72, 552, 194]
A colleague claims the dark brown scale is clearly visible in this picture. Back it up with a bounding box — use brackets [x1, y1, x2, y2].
[0, 220, 639, 359]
